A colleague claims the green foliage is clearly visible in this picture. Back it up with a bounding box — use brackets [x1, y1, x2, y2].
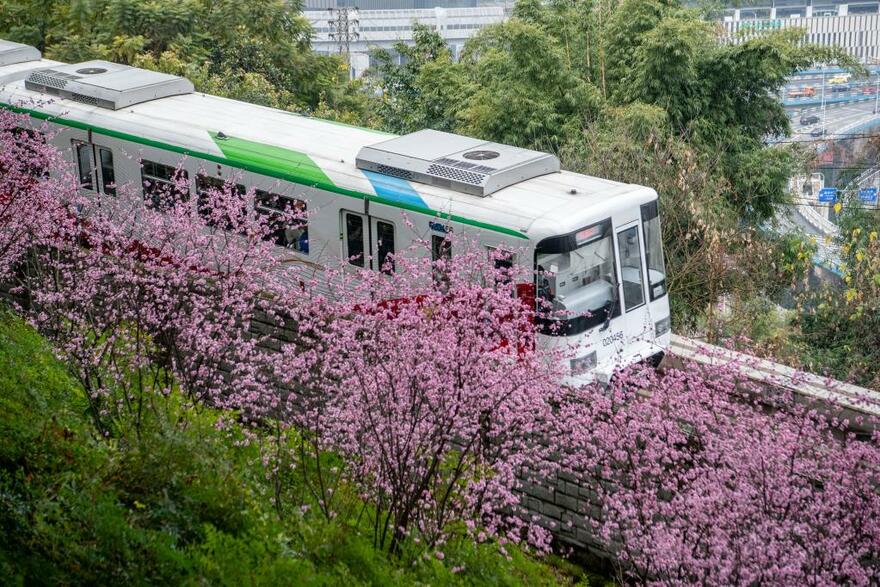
[601, 2, 854, 223]
[0, 311, 590, 584]
[0, 0, 365, 116]
[370, 24, 463, 135]
[793, 200, 880, 387]
[368, 20, 599, 150]
[457, 19, 599, 149]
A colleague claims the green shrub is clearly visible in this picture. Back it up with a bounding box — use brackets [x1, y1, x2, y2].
[0, 312, 598, 585]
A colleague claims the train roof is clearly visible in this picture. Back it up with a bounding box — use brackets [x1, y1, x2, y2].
[0, 52, 655, 241]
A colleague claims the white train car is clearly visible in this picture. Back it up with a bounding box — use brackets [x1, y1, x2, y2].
[0, 39, 671, 383]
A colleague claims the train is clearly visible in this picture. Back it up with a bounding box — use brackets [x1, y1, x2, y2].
[0, 39, 671, 384]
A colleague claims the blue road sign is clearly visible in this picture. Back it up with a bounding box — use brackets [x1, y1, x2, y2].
[818, 187, 838, 203]
[860, 187, 878, 203]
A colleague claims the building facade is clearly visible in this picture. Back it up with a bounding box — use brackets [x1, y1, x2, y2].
[719, 4, 880, 63]
[705, 0, 880, 20]
[306, 3, 512, 78]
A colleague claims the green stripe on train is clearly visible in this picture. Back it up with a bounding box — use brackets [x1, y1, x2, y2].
[210, 133, 333, 188]
[0, 102, 529, 240]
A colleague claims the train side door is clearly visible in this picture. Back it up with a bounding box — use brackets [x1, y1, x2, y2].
[370, 216, 396, 274]
[342, 211, 369, 268]
[72, 140, 117, 196]
[341, 210, 396, 273]
[615, 222, 651, 347]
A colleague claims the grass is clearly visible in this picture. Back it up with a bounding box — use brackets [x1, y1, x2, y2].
[0, 311, 610, 586]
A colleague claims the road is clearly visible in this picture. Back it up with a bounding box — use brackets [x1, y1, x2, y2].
[772, 72, 880, 276]
[784, 100, 880, 143]
[782, 68, 880, 109]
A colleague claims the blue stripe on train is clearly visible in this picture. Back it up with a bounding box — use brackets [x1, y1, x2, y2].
[362, 170, 430, 211]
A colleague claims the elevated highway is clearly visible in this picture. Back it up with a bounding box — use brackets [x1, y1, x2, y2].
[774, 69, 880, 276]
[786, 100, 880, 143]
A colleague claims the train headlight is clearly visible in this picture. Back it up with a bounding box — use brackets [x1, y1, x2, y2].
[654, 316, 671, 337]
[570, 351, 597, 376]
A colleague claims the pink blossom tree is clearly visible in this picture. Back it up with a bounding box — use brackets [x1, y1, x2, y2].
[556, 361, 880, 585]
[268, 242, 567, 554]
[0, 109, 80, 283]
[11, 143, 302, 436]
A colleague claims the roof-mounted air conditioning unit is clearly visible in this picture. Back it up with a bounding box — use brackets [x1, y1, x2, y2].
[24, 60, 193, 110]
[356, 129, 560, 197]
[0, 39, 41, 67]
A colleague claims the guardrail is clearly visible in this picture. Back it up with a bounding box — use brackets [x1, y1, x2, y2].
[669, 334, 880, 428]
[783, 93, 878, 107]
[799, 202, 838, 235]
[852, 167, 880, 190]
[792, 66, 880, 76]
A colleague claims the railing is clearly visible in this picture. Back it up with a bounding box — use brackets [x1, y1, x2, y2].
[669, 334, 880, 427]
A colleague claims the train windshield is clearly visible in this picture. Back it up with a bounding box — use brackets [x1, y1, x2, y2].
[641, 201, 667, 300]
[535, 219, 620, 336]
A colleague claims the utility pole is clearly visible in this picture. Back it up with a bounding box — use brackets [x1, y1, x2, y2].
[867, 56, 880, 114]
[328, 6, 359, 78]
[820, 63, 827, 134]
[874, 63, 879, 115]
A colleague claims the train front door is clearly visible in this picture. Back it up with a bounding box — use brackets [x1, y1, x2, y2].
[615, 222, 651, 349]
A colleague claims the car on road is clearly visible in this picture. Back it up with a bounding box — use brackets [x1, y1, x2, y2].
[810, 127, 827, 137]
[864, 85, 879, 95]
[788, 86, 816, 98]
[829, 74, 851, 85]
[831, 84, 851, 93]
[800, 114, 820, 125]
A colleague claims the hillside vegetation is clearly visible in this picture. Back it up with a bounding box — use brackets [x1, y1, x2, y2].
[0, 312, 595, 585]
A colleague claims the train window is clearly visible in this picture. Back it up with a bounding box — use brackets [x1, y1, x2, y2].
[640, 201, 667, 300]
[254, 190, 309, 253]
[487, 247, 515, 286]
[344, 213, 365, 267]
[431, 235, 452, 262]
[98, 148, 116, 196]
[617, 226, 645, 312]
[431, 234, 452, 286]
[141, 160, 189, 211]
[74, 142, 95, 190]
[375, 220, 395, 274]
[534, 219, 620, 336]
[197, 175, 246, 230]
